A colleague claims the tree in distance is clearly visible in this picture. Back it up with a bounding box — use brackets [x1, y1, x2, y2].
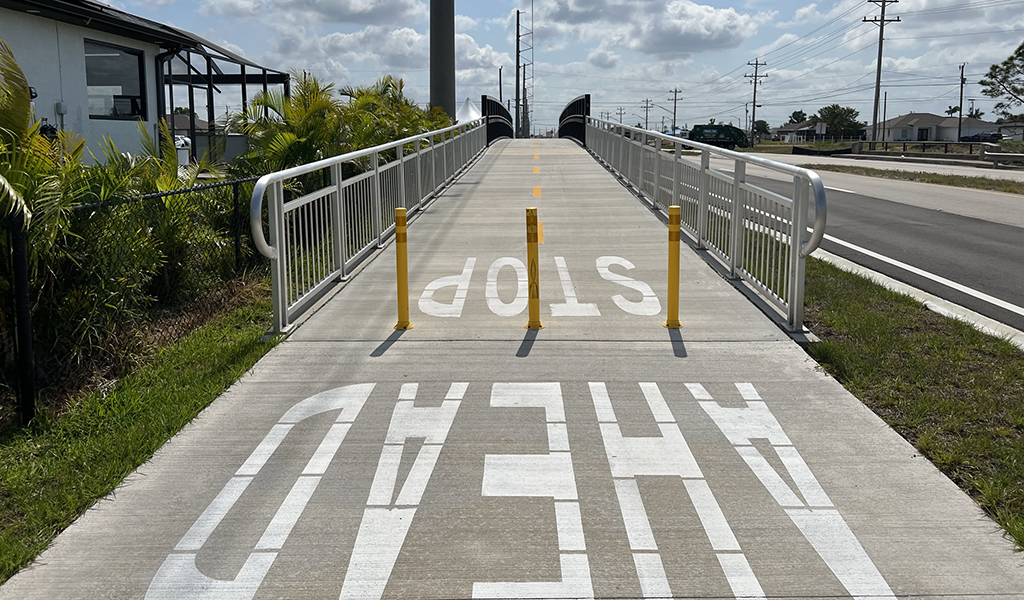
[980, 40, 1024, 120]
[754, 120, 770, 138]
[945, 105, 960, 117]
[967, 107, 985, 120]
[810, 104, 866, 137]
[788, 110, 807, 124]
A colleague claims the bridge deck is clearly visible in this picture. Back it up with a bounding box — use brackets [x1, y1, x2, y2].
[3, 139, 1022, 599]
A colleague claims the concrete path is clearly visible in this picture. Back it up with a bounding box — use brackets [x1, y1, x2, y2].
[3, 139, 1023, 600]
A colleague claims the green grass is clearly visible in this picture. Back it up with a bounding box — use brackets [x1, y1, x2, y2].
[799, 163, 1024, 195]
[804, 257, 1024, 549]
[0, 282, 281, 582]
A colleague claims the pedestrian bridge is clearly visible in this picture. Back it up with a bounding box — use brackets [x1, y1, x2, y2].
[3, 96, 1022, 600]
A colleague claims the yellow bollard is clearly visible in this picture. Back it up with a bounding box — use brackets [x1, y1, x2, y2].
[526, 207, 544, 330]
[394, 208, 413, 330]
[664, 205, 682, 329]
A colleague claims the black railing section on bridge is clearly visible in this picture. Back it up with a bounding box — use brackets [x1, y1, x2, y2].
[557, 94, 591, 147]
[482, 95, 514, 145]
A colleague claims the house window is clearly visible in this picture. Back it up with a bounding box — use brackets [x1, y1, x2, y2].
[85, 39, 146, 119]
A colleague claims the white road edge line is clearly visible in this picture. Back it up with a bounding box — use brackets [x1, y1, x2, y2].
[824, 186, 858, 194]
[823, 233, 1024, 319]
[812, 245, 1024, 352]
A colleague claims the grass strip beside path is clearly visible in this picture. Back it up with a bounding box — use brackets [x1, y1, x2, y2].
[0, 283, 281, 583]
[804, 258, 1024, 550]
[799, 163, 1024, 195]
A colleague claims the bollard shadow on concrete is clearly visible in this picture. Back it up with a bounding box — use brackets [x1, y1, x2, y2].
[371, 329, 408, 357]
[668, 327, 687, 358]
[516, 329, 539, 357]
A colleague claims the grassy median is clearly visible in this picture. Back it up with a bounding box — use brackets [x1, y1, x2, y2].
[0, 281, 281, 583]
[803, 257, 1024, 550]
[799, 163, 1024, 195]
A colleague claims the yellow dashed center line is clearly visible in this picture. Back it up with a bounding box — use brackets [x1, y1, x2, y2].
[534, 154, 539, 160]
[533, 166, 540, 174]
[533, 186, 542, 197]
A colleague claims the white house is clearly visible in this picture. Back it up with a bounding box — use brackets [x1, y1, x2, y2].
[0, 0, 287, 160]
[878, 113, 998, 142]
[997, 121, 1024, 142]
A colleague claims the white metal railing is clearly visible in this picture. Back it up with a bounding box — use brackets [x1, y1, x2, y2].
[587, 117, 827, 331]
[251, 119, 487, 332]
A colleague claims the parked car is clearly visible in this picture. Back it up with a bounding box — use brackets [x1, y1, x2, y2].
[960, 132, 1004, 142]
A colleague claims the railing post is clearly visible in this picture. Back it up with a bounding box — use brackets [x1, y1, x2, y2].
[430, 135, 437, 196]
[269, 180, 288, 332]
[639, 132, 647, 194]
[697, 149, 710, 249]
[670, 141, 680, 209]
[8, 212, 36, 425]
[729, 160, 746, 277]
[624, 128, 632, 185]
[653, 135, 663, 209]
[372, 150, 383, 247]
[788, 178, 810, 330]
[331, 162, 348, 279]
[397, 141, 407, 210]
[414, 138, 422, 208]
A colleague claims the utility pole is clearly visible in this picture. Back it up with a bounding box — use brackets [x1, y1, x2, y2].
[745, 59, 767, 145]
[616, 107, 626, 123]
[865, 0, 900, 146]
[514, 10, 520, 138]
[668, 88, 682, 132]
[641, 98, 653, 129]
[498, 65, 503, 104]
[957, 62, 967, 141]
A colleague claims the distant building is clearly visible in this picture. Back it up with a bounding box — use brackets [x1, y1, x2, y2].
[777, 119, 816, 143]
[877, 113, 997, 142]
[0, 0, 287, 161]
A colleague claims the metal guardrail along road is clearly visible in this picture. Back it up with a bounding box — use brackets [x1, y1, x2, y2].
[586, 117, 827, 330]
[251, 119, 487, 332]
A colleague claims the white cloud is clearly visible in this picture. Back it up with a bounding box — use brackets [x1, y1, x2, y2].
[201, 0, 427, 24]
[588, 48, 619, 69]
[456, 15, 478, 31]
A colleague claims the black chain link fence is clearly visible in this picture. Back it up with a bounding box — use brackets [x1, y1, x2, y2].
[1, 176, 265, 427]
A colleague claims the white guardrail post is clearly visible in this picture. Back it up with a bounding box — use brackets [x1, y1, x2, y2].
[251, 119, 485, 333]
[330, 162, 347, 279]
[729, 160, 746, 277]
[789, 179, 810, 329]
[268, 180, 287, 333]
[584, 117, 827, 332]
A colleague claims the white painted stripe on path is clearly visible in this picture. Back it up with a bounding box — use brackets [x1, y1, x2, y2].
[825, 233, 1024, 318]
[613, 478, 658, 551]
[255, 476, 321, 550]
[716, 553, 766, 600]
[632, 553, 672, 598]
[175, 476, 253, 551]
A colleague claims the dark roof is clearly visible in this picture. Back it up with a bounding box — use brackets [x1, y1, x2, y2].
[0, 0, 286, 74]
[0, 0, 196, 47]
[778, 119, 815, 132]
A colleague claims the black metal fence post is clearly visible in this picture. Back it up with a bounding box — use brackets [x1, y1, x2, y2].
[232, 180, 242, 271]
[8, 212, 36, 425]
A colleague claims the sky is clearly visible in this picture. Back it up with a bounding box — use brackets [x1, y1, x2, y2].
[119, 0, 1024, 133]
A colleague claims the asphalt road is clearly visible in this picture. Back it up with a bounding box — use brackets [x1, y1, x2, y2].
[744, 172, 1024, 332]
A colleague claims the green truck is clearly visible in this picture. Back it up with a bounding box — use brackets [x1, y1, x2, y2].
[688, 124, 749, 150]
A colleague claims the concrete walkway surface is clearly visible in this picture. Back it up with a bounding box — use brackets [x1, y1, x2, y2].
[3, 139, 1023, 600]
